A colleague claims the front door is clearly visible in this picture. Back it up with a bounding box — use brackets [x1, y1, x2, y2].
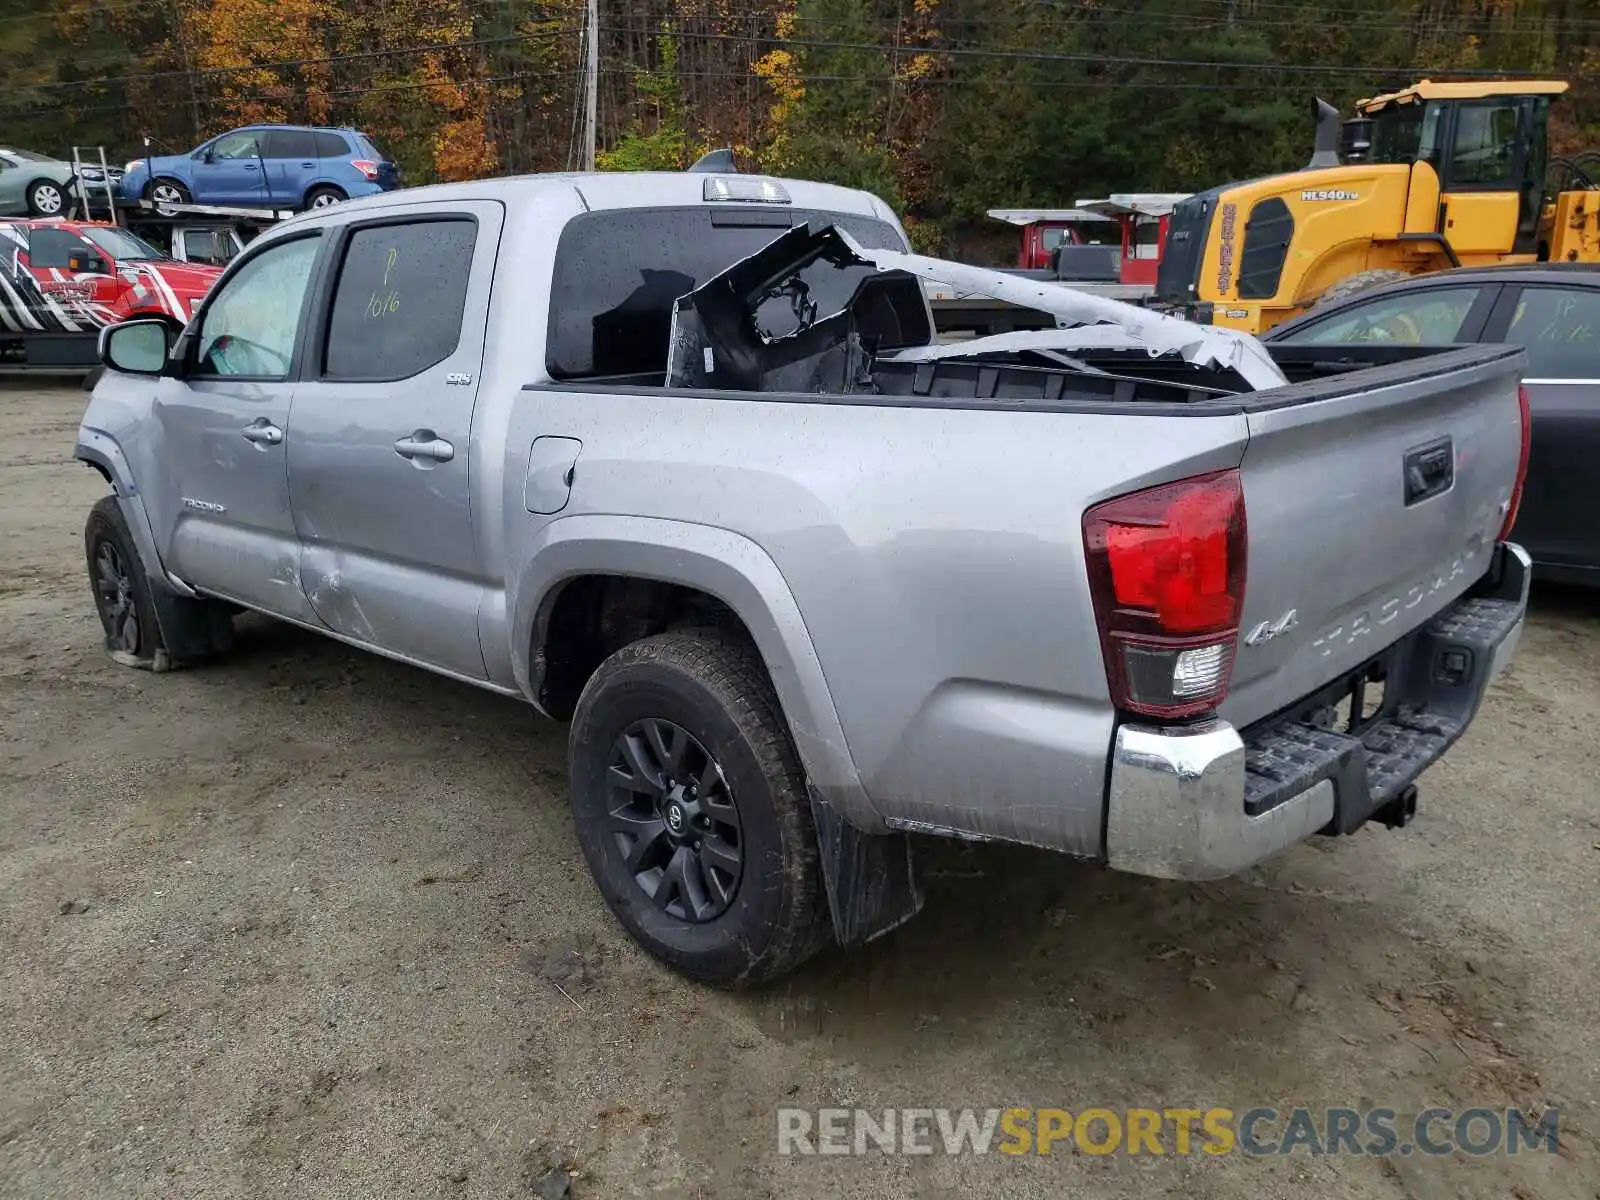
[287, 203, 501, 679]
[190, 131, 266, 207]
[16, 225, 110, 330]
[149, 231, 325, 619]
[1437, 99, 1525, 257]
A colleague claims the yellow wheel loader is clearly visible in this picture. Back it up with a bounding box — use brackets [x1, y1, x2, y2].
[1155, 80, 1599, 334]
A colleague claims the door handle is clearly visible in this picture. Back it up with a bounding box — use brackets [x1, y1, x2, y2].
[244, 163, 259, 171]
[393, 431, 454, 463]
[240, 420, 283, 446]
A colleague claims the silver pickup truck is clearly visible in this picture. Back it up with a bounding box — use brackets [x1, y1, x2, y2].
[77, 169, 1532, 987]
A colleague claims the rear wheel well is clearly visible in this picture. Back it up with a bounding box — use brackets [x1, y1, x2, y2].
[534, 575, 754, 720]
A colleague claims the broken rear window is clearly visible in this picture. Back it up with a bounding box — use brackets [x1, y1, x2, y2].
[545, 206, 908, 380]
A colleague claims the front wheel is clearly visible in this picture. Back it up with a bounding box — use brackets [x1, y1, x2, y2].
[567, 628, 831, 988]
[27, 179, 66, 216]
[145, 179, 191, 214]
[85, 496, 165, 666]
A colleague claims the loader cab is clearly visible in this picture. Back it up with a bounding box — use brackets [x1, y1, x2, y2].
[1356, 82, 1560, 256]
[1154, 78, 1589, 333]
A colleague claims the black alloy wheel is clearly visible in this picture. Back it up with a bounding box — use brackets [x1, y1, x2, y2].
[607, 718, 744, 922]
[92, 539, 141, 656]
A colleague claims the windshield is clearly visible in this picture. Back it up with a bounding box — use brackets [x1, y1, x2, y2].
[0, 148, 54, 163]
[81, 227, 166, 262]
[1368, 104, 1422, 163]
[1368, 101, 1445, 166]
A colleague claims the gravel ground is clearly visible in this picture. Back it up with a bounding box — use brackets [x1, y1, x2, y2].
[1, 381, 1597, 1200]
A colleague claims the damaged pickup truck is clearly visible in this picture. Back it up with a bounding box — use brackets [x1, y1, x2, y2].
[78, 168, 1531, 987]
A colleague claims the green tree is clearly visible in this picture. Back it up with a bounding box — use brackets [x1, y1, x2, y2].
[599, 29, 689, 170]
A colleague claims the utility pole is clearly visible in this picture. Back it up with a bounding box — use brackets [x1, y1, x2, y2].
[168, 0, 204, 142]
[582, 0, 599, 171]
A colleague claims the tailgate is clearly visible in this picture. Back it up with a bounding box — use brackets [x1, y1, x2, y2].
[1221, 345, 1525, 728]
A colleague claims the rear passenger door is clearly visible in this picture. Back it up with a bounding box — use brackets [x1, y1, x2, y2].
[287, 203, 502, 680]
[1480, 282, 1600, 574]
[260, 129, 318, 209]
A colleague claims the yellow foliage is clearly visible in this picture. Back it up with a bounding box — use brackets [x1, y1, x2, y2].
[433, 115, 497, 181]
[752, 6, 804, 172]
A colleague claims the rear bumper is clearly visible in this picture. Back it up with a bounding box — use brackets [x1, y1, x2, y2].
[1105, 542, 1530, 880]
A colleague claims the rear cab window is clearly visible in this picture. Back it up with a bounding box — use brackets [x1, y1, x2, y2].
[545, 207, 909, 380]
[322, 218, 476, 381]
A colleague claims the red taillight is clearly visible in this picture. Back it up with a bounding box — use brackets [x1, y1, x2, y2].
[1499, 383, 1531, 540]
[351, 159, 380, 181]
[1083, 469, 1247, 719]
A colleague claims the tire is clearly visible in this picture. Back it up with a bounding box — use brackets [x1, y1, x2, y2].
[303, 186, 346, 211]
[85, 496, 167, 668]
[145, 179, 191, 213]
[1315, 268, 1414, 308]
[26, 179, 66, 217]
[568, 628, 831, 988]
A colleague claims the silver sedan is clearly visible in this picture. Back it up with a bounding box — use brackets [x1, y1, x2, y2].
[0, 147, 123, 217]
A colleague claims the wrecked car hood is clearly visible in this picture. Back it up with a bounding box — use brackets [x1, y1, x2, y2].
[665, 222, 1286, 394]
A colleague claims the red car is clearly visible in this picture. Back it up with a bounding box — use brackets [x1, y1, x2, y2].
[0, 217, 222, 339]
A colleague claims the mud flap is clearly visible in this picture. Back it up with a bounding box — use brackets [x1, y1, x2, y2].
[808, 787, 924, 947]
[145, 586, 235, 672]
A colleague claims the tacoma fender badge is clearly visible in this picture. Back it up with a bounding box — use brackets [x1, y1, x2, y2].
[1245, 608, 1299, 647]
[181, 496, 226, 514]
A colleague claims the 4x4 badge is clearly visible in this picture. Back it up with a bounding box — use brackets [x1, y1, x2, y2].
[1245, 609, 1299, 647]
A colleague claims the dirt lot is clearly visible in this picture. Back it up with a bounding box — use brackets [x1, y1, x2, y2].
[1, 381, 1597, 1200]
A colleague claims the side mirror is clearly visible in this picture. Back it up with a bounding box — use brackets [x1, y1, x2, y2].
[68, 251, 109, 275]
[99, 319, 172, 376]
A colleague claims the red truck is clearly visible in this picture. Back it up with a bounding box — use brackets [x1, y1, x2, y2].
[1075, 193, 1190, 287]
[1, 217, 222, 370]
[987, 207, 1117, 270]
[986, 196, 1191, 288]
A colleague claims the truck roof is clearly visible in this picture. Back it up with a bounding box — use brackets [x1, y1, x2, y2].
[1357, 79, 1569, 113]
[0, 216, 120, 233]
[278, 170, 895, 224]
[986, 208, 1114, 227]
[1075, 194, 1192, 218]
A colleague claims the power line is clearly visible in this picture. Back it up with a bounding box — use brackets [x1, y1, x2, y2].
[0, 60, 1366, 127]
[9, 26, 572, 95]
[0, 0, 150, 24]
[15, 3, 1600, 88]
[0, 68, 586, 124]
[5, 18, 1554, 101]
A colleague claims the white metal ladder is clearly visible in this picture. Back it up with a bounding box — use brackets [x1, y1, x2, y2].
[68, 147, 120, 224]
